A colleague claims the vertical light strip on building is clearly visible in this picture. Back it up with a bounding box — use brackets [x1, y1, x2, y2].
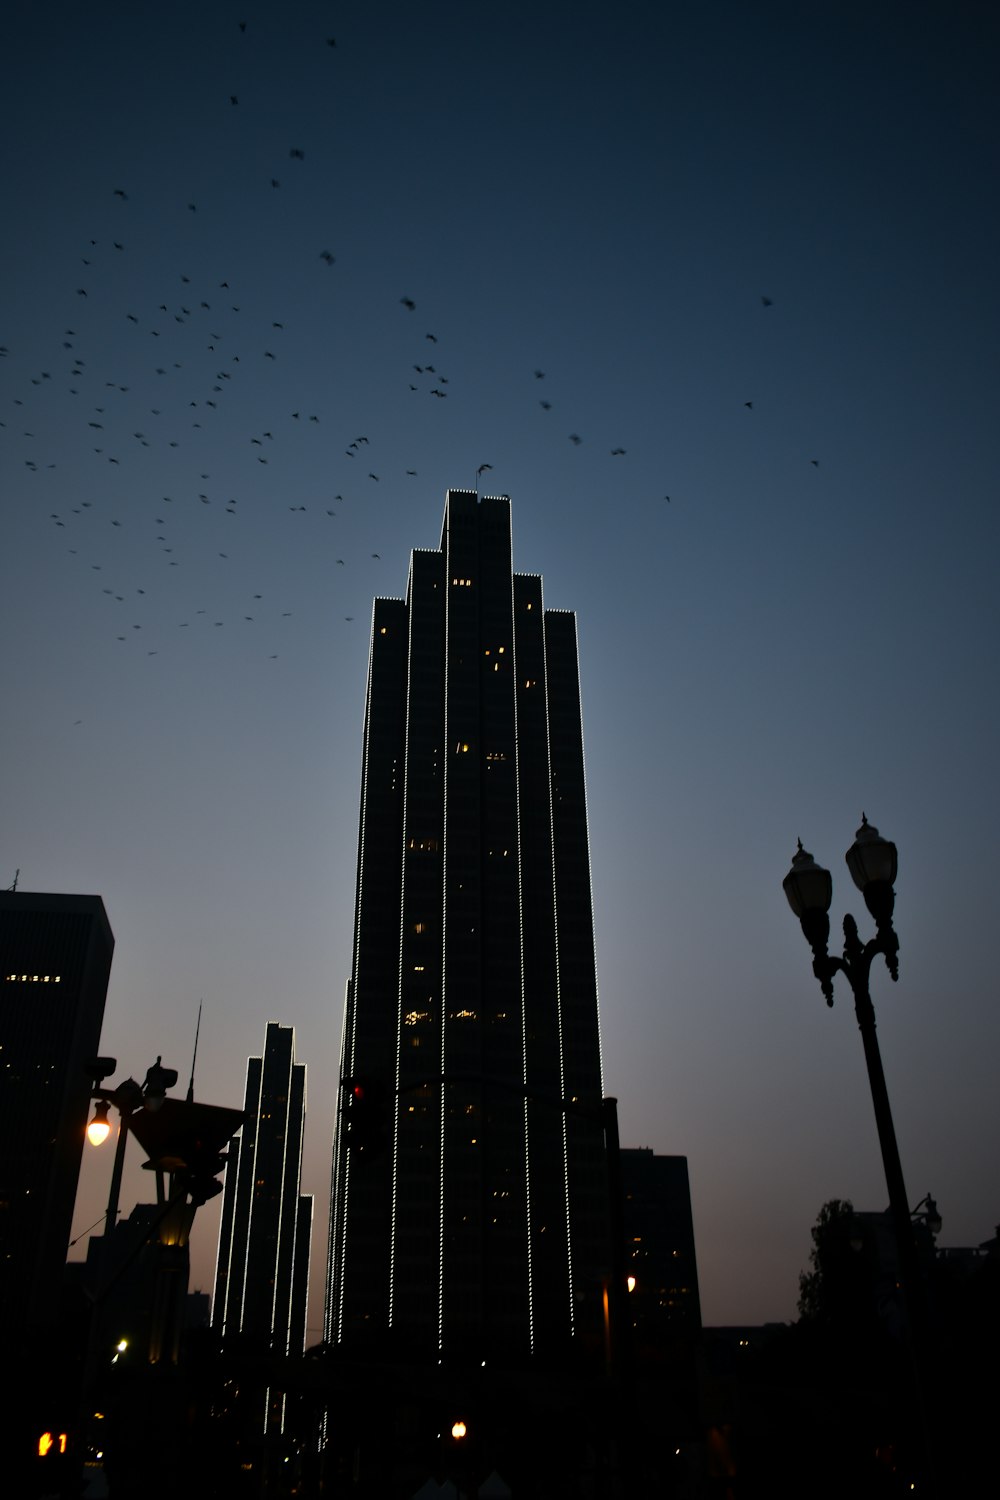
[334, 618, 380, 1343]
[388, 572, 418, 1326]
[543, 604, 577, 1334]
[508, 530, 535, 1352]
[437, 519, 451, 1355]
[235, 1061, 263, 1334]
[571, 608, 606, 1095]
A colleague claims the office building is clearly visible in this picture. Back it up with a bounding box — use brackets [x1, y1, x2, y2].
[620, 1148, 701, 1337]
[213, 1022, 312, 1413]
[326, 489, 608, 1365]
[0, 890, 114, 1331]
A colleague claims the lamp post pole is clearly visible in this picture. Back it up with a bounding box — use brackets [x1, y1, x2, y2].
[783, 817, 934, 1488]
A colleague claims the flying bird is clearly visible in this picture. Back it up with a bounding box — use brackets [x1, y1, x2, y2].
[761, 295, 773, 306]
[610, 448, 626, 456]
[320, 250, 335, 264]
[569, 434, 582, 445]
[400, 297, 416, 310]
[289, 148, 305, 160]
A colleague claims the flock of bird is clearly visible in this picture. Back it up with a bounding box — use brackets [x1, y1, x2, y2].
[5, 18, 819, 674]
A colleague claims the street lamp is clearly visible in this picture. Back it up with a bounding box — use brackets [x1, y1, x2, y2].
[783, 816, 932, 1481]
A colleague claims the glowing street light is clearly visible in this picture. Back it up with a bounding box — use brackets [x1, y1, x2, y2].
[86, 1100, 111, 1147]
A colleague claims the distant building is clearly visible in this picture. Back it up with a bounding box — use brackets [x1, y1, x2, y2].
[0, 890, 114, 1331]
[212, 1023, 312, 1428]
[620, 1148, 701, 1336]
[326, 489, 609, 1365]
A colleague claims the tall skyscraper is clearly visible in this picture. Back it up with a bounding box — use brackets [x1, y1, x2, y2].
[326, 489, 608, 1365]
[0, 890, 114, 1331]
[213, 1022, 312, 1417]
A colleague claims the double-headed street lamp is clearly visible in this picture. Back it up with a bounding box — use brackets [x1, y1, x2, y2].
[783, 816, 933, 1481]
[782, 818, 911, 1243]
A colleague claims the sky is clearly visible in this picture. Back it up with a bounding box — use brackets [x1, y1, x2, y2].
[3, 2, 999, 1338]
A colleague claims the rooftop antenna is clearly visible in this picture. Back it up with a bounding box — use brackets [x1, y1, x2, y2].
[186, 999, 203, 1102]
[7, 869, 19, 891]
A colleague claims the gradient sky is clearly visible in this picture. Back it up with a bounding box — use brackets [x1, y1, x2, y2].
[4, 2, 998, 1338]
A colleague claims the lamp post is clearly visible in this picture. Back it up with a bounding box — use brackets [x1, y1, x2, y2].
[783, 816, 933, 1485]
[87, 1057, 178, 1238]
[85, 1055, 242, 1362]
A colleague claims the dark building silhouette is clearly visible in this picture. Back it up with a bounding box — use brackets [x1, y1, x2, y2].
[325, 489, 608, 1366]
[0, 890, 114, 1331]
[620, 1148, 701, 1337]
[213, 1022, 312, 1428]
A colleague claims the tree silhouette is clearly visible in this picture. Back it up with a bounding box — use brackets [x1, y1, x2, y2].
[798, 1197, 859, 1324]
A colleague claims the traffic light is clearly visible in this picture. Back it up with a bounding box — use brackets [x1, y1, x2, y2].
[343, 1077, 389, 1155]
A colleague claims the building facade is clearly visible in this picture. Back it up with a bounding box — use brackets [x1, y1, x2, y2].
[213, 1023, 312, 1390]
[326, 489, 608, 1365]
[0, 890, 114, 1332]
[620, 1148, 701, 1337]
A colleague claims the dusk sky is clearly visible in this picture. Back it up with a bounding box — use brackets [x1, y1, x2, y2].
[4, 2, 998, 1339]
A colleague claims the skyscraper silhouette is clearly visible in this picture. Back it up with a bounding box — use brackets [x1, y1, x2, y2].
[213, 1022, 312, 1426]
[0, 890, 114, 1332]
[326, 490, 608, 1365]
